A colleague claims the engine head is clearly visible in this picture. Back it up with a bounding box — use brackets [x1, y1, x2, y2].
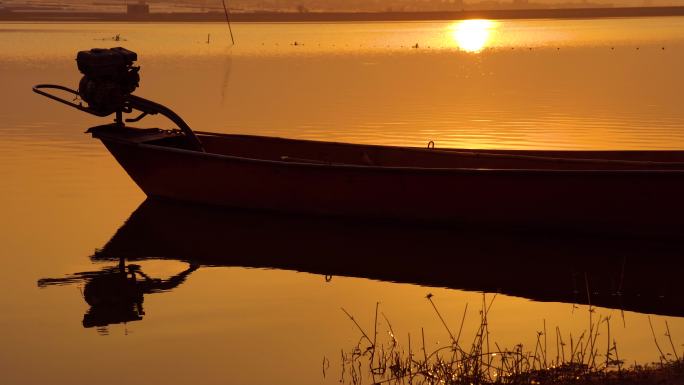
[76, 47, 140, 115]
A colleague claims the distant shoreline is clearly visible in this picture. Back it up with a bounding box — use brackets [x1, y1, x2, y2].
[2, 6, 684, 22]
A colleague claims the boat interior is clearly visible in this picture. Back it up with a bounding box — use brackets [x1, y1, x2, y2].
[93, 125, 684, 171]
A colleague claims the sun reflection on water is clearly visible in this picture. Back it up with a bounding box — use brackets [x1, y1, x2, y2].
[451, 20, 497, 52]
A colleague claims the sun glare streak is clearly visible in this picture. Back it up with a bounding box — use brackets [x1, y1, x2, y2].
[451, 20, 497, 52]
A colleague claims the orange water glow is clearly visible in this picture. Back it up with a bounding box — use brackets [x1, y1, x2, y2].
[2, 20, 684, 385]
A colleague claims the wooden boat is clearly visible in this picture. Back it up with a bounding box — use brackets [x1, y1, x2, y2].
[86, 123, 684, 237]
[33, 48, 684, 237]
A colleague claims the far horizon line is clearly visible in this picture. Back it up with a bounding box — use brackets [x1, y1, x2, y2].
[3, 5, 684, 22]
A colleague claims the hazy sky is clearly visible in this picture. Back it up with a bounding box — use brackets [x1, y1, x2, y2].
[16, 0, 682, 4]
[12, 0, 681, 8]
[436, 0, 676, 4]
[478, 0, 676, 4]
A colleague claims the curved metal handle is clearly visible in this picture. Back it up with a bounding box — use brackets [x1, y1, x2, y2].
[33, 84, 205, 152]
[128, 95, 204, 152]
[32, 84, 110, 117]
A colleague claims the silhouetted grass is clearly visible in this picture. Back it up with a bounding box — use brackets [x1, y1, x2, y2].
[337, 294, 684, 385]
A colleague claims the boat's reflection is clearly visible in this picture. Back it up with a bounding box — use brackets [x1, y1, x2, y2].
[40, 198, 684, 328]
[38, 257, 197, 329]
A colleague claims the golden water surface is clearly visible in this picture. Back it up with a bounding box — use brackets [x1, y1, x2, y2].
[1, 19, 684, 385]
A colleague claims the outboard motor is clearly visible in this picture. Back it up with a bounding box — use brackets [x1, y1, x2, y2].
[76, 47, 140, 116]
[32, 47, 204, 151]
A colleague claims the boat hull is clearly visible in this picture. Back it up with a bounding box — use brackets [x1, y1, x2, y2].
[99, 135, 684, 237]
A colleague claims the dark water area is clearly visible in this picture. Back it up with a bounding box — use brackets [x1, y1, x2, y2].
[1, 19, 684, 385]
[92, 199, 684, 317]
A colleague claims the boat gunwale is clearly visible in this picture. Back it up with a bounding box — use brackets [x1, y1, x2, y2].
[196, 130, 684, 168]
[97, 132, 684, 176]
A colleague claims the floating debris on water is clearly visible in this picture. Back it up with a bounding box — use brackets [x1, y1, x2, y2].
[96, 33, 126, 42]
